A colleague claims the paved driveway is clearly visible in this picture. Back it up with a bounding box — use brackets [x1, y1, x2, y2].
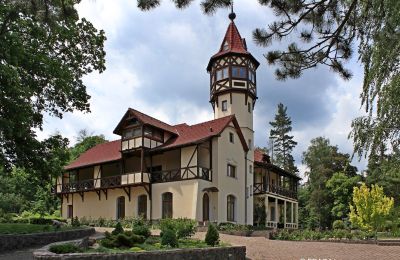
[194, 232, 400, 260]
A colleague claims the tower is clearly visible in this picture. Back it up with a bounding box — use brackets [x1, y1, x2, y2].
[207, 11, 260, 149]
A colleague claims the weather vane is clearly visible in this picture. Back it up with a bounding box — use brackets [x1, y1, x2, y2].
[229, 0, 236, 21]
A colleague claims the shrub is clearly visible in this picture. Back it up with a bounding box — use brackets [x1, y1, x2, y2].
[161, 229, 178, 248]
[145, 236, 160, 245]
[100, 237, 118, 248]
[71, 216, 80, 227]
[332, 220, 345, 230]
[205, 224, 219, 246]
[112, 222, 124, 235]
[49, 243, 82, 254]
[159, 218, 197, 239]
[132, 225, 151, 239]
[29, 218, 53, 225]
[116, 233, 134, 247]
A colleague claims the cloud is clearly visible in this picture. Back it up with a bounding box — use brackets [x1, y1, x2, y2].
[38, 0, 367, 176]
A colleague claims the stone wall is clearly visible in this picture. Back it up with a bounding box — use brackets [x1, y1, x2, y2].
[34, 245, 246, 260]
[0, 227, 95, 252]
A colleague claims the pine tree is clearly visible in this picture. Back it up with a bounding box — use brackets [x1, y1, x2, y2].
[269, 103, 298, 174]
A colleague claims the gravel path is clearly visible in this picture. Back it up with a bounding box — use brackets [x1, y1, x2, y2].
[194, 232, 400, 260]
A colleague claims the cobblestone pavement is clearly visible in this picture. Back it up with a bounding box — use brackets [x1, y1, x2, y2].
[194, 232, 400, 260]
[0, 247, 36, 260]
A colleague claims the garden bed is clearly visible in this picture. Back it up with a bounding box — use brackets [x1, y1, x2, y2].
[0, 223, 79, 235]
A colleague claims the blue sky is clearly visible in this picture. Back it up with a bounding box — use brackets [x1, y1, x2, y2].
[38, 0, 367, 178]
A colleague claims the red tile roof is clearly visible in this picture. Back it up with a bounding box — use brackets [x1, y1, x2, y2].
[254, 148, 271, 164]
[64, 140, 121, 170]
[113, 108, 177, 135]
[207, 21, 259, 71]
[213, 21, 249, 59]
[65, 114, 248, 170]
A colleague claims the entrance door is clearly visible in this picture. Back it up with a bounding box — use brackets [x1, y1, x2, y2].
[203, 193, 210, 221]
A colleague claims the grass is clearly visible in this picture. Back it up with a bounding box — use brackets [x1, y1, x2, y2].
[0, 223, 80, 235]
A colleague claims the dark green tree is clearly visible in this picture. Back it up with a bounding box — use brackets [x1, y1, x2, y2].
[302, 137, 357, 229]
[137, 0, 400, 164]
[326, 172, 361, 220]
[269, 103, 298, 173]
[0, 0, 106, 173]
[366, 149, 400, 206]
[69, 129, 108, 162]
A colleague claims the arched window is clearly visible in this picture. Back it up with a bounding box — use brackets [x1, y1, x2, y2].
[162, 192, 173, 219]
[203, 193, 210, 221]
[116, 196, 125, 219]
[227, 195, 236, 222]
[138, 194, 147, 219]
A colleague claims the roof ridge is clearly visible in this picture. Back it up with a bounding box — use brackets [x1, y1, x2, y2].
[189, 115, 233, 127]
[129, 108, 174, 128]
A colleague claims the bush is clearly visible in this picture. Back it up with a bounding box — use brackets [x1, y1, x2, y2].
[145, 236, 160, 245]
[332, 220, 345, 230]
[49, 243, 82, 254]
[112, 222, 124, 235]
[161, 229, 178, 248]
[116, 233, 134, 247]
[71, 216, 80, 227]
[159, 218, 196, 239]
[205, 224, 219, 246]
[29, 218, 53, 225]
[100, 237, 118, 248]
[132, 225, 151, 239]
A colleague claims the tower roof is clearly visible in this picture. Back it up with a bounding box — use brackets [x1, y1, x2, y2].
[207, 20, 259, 71]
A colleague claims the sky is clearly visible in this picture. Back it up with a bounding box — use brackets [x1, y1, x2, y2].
[38, 0, 368, 179]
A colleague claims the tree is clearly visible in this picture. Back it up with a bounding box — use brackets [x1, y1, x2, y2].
[349, 183, 394, 239]
[269, 103, 298, 173]
[302, 137, 357, 228]
[69, 129, 108, 162]
[326, 172, 361, 219]
[0, 0, 106, 173]
[137, 0, 400, 162]
[365, 149, 400, 206]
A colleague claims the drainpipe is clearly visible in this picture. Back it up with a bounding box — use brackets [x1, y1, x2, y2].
[244, 152, 248, 224]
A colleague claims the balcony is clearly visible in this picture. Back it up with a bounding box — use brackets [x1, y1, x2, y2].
[55, 172, 150, 194]
[151, 166, 212, 183]
[253, 183, 297, 200]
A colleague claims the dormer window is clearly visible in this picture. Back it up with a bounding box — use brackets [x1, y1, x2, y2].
[232, 66, 246, 78]
[123, 128, 141, 140]
[222, 41, 229, 51]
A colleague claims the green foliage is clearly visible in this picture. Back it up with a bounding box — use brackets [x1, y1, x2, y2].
[349, 183, 394, 237]
[132, 225, 151, 239]
[69, 130, 107, 162]
[71, 216, 81, 227]
[269, 103, 298, 173]
[332, 220, 346, 230]
[49, 243, 82, 254]
[302, 137, 357, 229]
[161, 229, 179, 248]
[159, 218, 196, 239]
[253, 202, 266, 226]
[0, 0, 105, 172]
[205, 224, 219, 246]
[101, 231, 145, 249]
[326, 172, 361, 219]
[271, 229, 375, 241]
[112, 222, 124, 235]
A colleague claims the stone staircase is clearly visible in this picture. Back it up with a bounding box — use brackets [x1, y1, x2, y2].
[377, 239, 400, 246]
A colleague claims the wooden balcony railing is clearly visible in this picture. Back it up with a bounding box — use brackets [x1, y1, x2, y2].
[253, 183, 297, 199]
[151, 166, 212, 183]
[54, 172, 149, 194]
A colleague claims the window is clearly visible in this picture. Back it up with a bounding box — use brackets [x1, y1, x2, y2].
[248, 102, 251, 113]
[222, 40, 229, 51]
[232, 66, 246, 78]
[216, 67, 229, 81]
[227, 164, 236, 178]
[162, 192, 173, 219]
[117, 196, 125, 219]
[67, 205, 73, 219]
[123, 128, 141, 140]
[227, 195, 236, 222]
[138, 195, 147, 219]
[250, 185, 253, 196]
[249, 71, 255, 83]
[126, 118, 139, 127]
[270, 206, 276, 221]
[249, 165, 253, 174]
[248, 139, 252, 150]
[203, 193, 210, 221]
[222, 100, 228, 111]
[144, 126, 152, 136]
[229, 132, 234, 143]
[246, 187, 249, 198]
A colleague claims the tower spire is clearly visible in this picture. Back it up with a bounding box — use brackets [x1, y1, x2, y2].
[229, 0, 236, 21]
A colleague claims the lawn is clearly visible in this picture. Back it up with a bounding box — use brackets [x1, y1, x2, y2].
[0, 223, 78, 235]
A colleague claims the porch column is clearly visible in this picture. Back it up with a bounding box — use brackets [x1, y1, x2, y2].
[284, 200, 287, 227]
[296, 202, 299, 226]
[265, 195, 269, 224]
[274, 198, 278, 224]
[291, 201, 294, 224]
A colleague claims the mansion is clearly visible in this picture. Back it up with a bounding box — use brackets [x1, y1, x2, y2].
[55, 14, 300, 229]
